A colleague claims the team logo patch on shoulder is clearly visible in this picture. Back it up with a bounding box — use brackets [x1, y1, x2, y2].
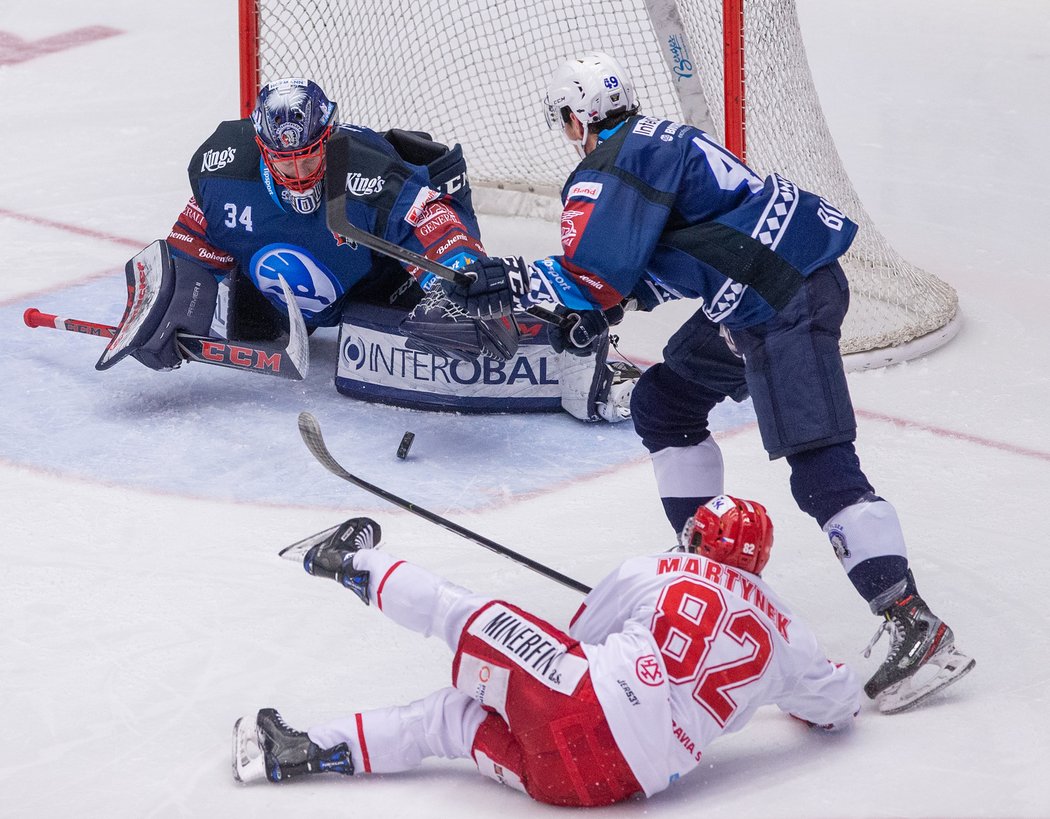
[344, 172, 385, 197]
[201, 147, 237, 172]
[566, 181, 603, 200]
[403, 186, 442, 226]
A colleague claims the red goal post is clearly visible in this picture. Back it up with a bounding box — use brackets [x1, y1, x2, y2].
[238, 0, 959, 368]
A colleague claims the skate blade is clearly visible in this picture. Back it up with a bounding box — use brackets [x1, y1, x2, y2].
[231, 716, 268, 784]
[876, 647, 976, 715]
[278, 523, 343, 561]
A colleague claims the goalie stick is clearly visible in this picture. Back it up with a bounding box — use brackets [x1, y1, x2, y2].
[323, 133, 574, 332]
[291, 411, 592, 595]
[23, 274, 310, 381]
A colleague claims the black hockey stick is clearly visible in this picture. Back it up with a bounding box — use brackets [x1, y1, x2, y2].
[323, 133, 574, 331]
[25, 275, 310, 380]
[296, 411, 592, 594]
[25, 307, 309, 380]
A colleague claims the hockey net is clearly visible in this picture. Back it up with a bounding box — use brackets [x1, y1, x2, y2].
[239, 0, 959, 366]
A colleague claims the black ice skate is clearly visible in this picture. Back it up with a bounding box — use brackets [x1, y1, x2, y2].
[232, 708, 354, 784]
[298, 517, 381, 604]
[400, 284, 520, 361]
[863, 590, 975, 714]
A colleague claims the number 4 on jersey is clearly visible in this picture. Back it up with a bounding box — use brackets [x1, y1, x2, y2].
[691, 135, 763, 194]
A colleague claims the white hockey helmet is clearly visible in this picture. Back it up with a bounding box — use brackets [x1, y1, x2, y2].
[543, 51, 639, 154]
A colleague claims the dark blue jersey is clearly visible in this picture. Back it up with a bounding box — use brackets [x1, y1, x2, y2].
[167, 120, 483, 328]
[528, 115, 857, 329]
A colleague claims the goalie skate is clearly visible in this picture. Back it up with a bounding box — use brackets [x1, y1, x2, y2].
[872, 643, 976, 715]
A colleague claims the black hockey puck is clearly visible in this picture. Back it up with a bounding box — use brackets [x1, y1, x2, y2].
[397, 431, 415, 460]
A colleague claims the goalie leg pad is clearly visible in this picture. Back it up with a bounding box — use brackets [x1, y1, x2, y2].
[558, 332, 640, 423]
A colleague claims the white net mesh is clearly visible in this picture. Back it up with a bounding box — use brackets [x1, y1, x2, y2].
[247, 0, 957, 358]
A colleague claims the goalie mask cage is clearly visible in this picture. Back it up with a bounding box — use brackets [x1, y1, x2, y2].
[238, 0, 959, 368]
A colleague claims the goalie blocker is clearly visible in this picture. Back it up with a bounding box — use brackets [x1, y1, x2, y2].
[96, 240, 218, 371]
[336, 301, 637, 422]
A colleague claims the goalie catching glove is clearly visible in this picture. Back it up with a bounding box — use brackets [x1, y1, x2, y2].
[442, 254, 621, 357]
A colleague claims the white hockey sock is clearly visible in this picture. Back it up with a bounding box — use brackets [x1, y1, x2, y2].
[822, 499, 908, 576]
[308, 687, 486, 774]
[353, 549, 492, 652]
[650, 437, 725, 500]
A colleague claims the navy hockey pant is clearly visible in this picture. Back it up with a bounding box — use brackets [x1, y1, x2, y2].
[632, 262, 874, 529]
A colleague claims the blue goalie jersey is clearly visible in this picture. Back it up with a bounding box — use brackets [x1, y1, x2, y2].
[531, 115, 858, 329]
[166, 119, 484, 329]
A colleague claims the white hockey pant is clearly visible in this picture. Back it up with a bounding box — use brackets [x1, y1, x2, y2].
[307, 550, 491, 774]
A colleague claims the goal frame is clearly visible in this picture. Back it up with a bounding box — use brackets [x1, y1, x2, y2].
[236, 0, 959, 369]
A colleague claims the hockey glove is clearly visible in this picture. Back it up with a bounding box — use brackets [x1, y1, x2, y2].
[548, 308, 610, 357]
[442, 255, 530, 319]
[96, 240, 219, 372]
[303, 517, 382, 605]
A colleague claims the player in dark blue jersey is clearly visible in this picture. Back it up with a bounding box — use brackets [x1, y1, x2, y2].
[98, 78, 636, 421]
[169, 77, 516, 362]
[444, 53, 973, 714]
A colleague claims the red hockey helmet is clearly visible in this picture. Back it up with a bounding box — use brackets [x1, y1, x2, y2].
[680, 495, 774, 575]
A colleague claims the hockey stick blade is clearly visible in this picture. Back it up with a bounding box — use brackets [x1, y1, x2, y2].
[323, 134, 572, 331]
[296, 411, 592, 594]
[26, 275, 309, 380]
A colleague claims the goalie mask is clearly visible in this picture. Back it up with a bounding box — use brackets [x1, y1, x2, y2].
[543, 51, 639, 157]
[679, 496, 774, 576]
[252, 78, 338, 214]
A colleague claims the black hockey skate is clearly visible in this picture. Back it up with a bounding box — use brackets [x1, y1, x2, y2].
[400, 284, 520, 362]
[298, 517, 381, 604]
[232, 708, 354, 784]
[863, 589, 975, 714]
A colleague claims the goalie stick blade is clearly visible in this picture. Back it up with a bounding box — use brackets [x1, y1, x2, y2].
[232, 716, 268, 785]
[876, 646, 976, 715]
[277, 273, 310, 379]
[278, 522, 345, 561]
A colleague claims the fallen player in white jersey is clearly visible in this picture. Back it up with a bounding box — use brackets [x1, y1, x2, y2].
[232, 496, 861, 805]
